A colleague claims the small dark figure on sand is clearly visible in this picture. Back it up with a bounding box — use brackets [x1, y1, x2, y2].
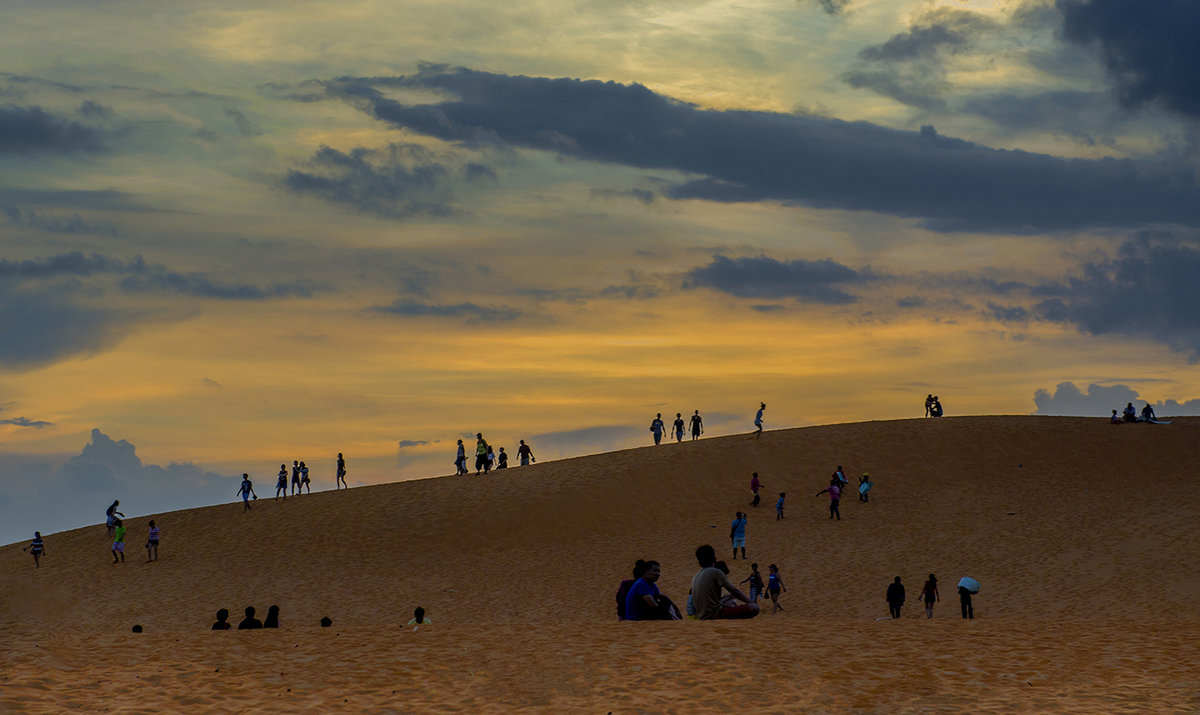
[886, 576, 905, 619]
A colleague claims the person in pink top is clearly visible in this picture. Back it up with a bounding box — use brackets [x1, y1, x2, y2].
[750, 472, 761, 507]
[815, 479, 841, 520]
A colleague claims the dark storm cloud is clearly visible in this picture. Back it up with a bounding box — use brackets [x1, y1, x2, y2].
[1059, 0, 1200, 118]
[372, 299, 523, 323]
[1029, 232, 1200, 357]
[0, 416, 54, 428]
[0, 251, 122, 278]
[317, 67, 1200, 232]
[0, 105, 101, 154]
[857, 15, 990, 62]
[959, 90, 1120, 144]
[683, 255, 864, 304]
[0, 282, 148, 369]
[283, 143, 496, 220]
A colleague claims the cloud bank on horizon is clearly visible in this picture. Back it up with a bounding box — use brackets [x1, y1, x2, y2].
[3, 0, 1200, 535]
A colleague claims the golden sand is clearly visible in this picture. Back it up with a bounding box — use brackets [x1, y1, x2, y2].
[3, 416, 1199, 712]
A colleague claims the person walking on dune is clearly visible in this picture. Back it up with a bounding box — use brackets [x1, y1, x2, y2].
[776, 492, 786, 520]
[336, 453, 348, 489]
[291, 461, 301, 496]
[673, 413, 686, 443]
[105, 500, 125, 537]
[145, 520, 159, 562]
[766, 563, 786, 613]
[276, 465, 288, 500]
[475, 433, 488, 474]
[690, 410, 703, 440]
[497, 447, 508, 469]
[919, 574, 939, 618]
[237, 474, 257, 512]
[730, 511, 748, 560]
[650, 414, 665, 445]
[111, 518, 126, 563]
[816, 479, 842, 520]
[517, 439, 535, 466]
[455, 440, 468, 475]
[22, 531, 45, 568]
[886, 576, 905, 619]
[750, 472, 762, 508]
[753, 403, 765, 438]
[300, 461, 311, 494]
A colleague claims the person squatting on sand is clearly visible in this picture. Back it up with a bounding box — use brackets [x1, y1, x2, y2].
[238, 606, 263, 629]
[22, 531, 44, 567]
[237, 474, 257, 512]
[690, 410, 703, 440]
[691, 544, 758, 620]
[276, 464, 288, 500]
[105, 500, 124, 537]
[750, 472, 762, 507]
[336, 452, 347, 488]
[766, 564, 786, 614]
[517, 439, 535, 466]
[919, 574, 940, 618]
[730, 511, 748, 560]
[145, 520, 159, 561]
[816, 479, 842, 520]
[408, 607, 432, 626]
[886, 576, 905, 619]
[212, 608, 232, 630]
[649, 413, 665, 445]
[623, 560, 682, 620]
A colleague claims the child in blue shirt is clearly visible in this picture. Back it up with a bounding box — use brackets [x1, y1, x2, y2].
[776, 492, 786, 520]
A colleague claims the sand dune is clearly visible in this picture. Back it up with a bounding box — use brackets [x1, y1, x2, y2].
[4, 416, 1200, 712]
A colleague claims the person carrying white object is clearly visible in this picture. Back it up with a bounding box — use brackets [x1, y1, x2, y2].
[957, 577, 979, 619]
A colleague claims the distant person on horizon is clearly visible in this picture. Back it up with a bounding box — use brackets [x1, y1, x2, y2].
[930, 397, 943, 418]
[1141, 403, 1157, 422]
[497, 447, 508, 469]
[925, 394, 934, 417]
[276, 465, 288, 500]
[517, 439, 535, 466]
[886, 576, 905, 619]
[212, 608, 232, 630]
[816, 479, 842, 520]
[145, 520, 159, 561]
[690, 410, 703, 440]
[754, 403, 765, 438]
[673, 413, 685, 443]
[237, 474, 257, 512]
[1111, 409, 1121, 424]
[750, 472, 761, 507]
[691, 544, 758, 619]
[776, 492, 786, 520]
[485, 445, 495, 474]
[263, 605, 280, 628]
[291, 461, 301, 495]
[111, 518, 126, 563]
[730, 511, 747, 560]
[300, 461, 311, 493]
[237, 606, 263, 630]
[105, 500, 124, 537]
[1123, 402, 1137, 422]
[475, 434, 488, 474]
[919, 574, 939, 618]
[336, 453, 348, 488]
[22, 531, 44, 568]
[455, 440, 468, 475]
[650, 414, 665, 445]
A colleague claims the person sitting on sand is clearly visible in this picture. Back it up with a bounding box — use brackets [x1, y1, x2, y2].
[276, 464, 288, 500]
[212, 608, 232, 630]
[22, 531, 44, 568]
[624, 560, 681, 620]
[111, 518, 126, 563]
[930, 397, 943, 417]
[105, 500, 125, 537]
[886, 576, 905, 619]
[919, 574, 939, 618]
[407, 607, 433, 626]
[691, 544, 758, 620]
[1111, 409, 1121, 424]
[649, 414, 665, 445]
[263, 605, 281, 628]
[1141, 403, 1157, 422]
[816, 480, 842, 520]
[238, 606, 263, 630]
[617, 560, 651, 620]
[1123, 403, 1137, 423]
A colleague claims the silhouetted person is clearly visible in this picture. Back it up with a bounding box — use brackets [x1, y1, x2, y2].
[497, 447, 508, 469]
[105, 500, 124, 536]
[276, 464, 288, 500]
[930, 396, 943, 417]
[919, 574, 940, 618]
[237, 474, 257, 511]
[754, 403, 765, 438]
[1123, 402, 1137, 422]
[649, 413, 665, 445]
[336, 452, 347, 488]
[212, 608, 232, 630]
[23, 531, 44, 567]
[1142, 403, 1157, 422]
[690, 410, 703, 439]
[263, 605, 280, 628]
[886, 576, 905, 619]
[673, 413, 685, 442]
[750, 472, 761, 507]
[291, 460, 301, 495]
[517, 439, 535, 466]
[925, 394, 934, 417]
[238, 606, 263, 629]
[475, 433, 488, 474]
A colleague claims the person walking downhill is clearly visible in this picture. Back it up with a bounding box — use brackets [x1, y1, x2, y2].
[767, 564, 786, 613]
[750, 472, 762, 507]
[145, 520, 160, 562]
[111, 519, 126, 563]
[776, 492, 786, 520]
[886, 576, 905, 619]
[740, 563, 764, 603]
[237, 474, 257, 512]
[22, 532, 45, 568]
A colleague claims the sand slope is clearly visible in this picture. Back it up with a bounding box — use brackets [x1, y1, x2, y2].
[4, 416, 1200, 712]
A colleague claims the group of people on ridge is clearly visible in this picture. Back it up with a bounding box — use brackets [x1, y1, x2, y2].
[924, 394, 944, 418]
[649, 410, 705, 445]
[1114, 402, 1160, 424]
[455, 434, 535, 475]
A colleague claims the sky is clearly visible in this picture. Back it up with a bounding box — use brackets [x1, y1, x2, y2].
[3, 0, 1200, 544]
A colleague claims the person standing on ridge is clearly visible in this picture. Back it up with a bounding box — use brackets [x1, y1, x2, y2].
[925, 394, 934, 417]
[475, 433, 488, 474]
[455, 440, 468, 475]
[290, 461, 301, 496]
[517, 439, 535, 466]
[754, 403, 765, 438]
[336, 453, 347, 489]
[650, 414, 665, 445]
[673, 413, 686, 443]
[275, 464, 288, 500]
[690, 410, 703, 440]
[300, 461, 311, 494]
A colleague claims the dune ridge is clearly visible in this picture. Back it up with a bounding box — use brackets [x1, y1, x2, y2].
[4, 416, 1200, 712]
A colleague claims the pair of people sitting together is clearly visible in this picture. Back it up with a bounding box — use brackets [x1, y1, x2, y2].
[615, 545, 759, 621]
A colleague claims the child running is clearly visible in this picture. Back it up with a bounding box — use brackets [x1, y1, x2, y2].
[740, 563, 764, 603]
[276, 464, 288, 500]
[22, 531, 44, 568]
[111, 519, 126, 563]
[776, 492, 786, 520]
[767, 564, 786, 613]
[145, 520, 159, 561]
